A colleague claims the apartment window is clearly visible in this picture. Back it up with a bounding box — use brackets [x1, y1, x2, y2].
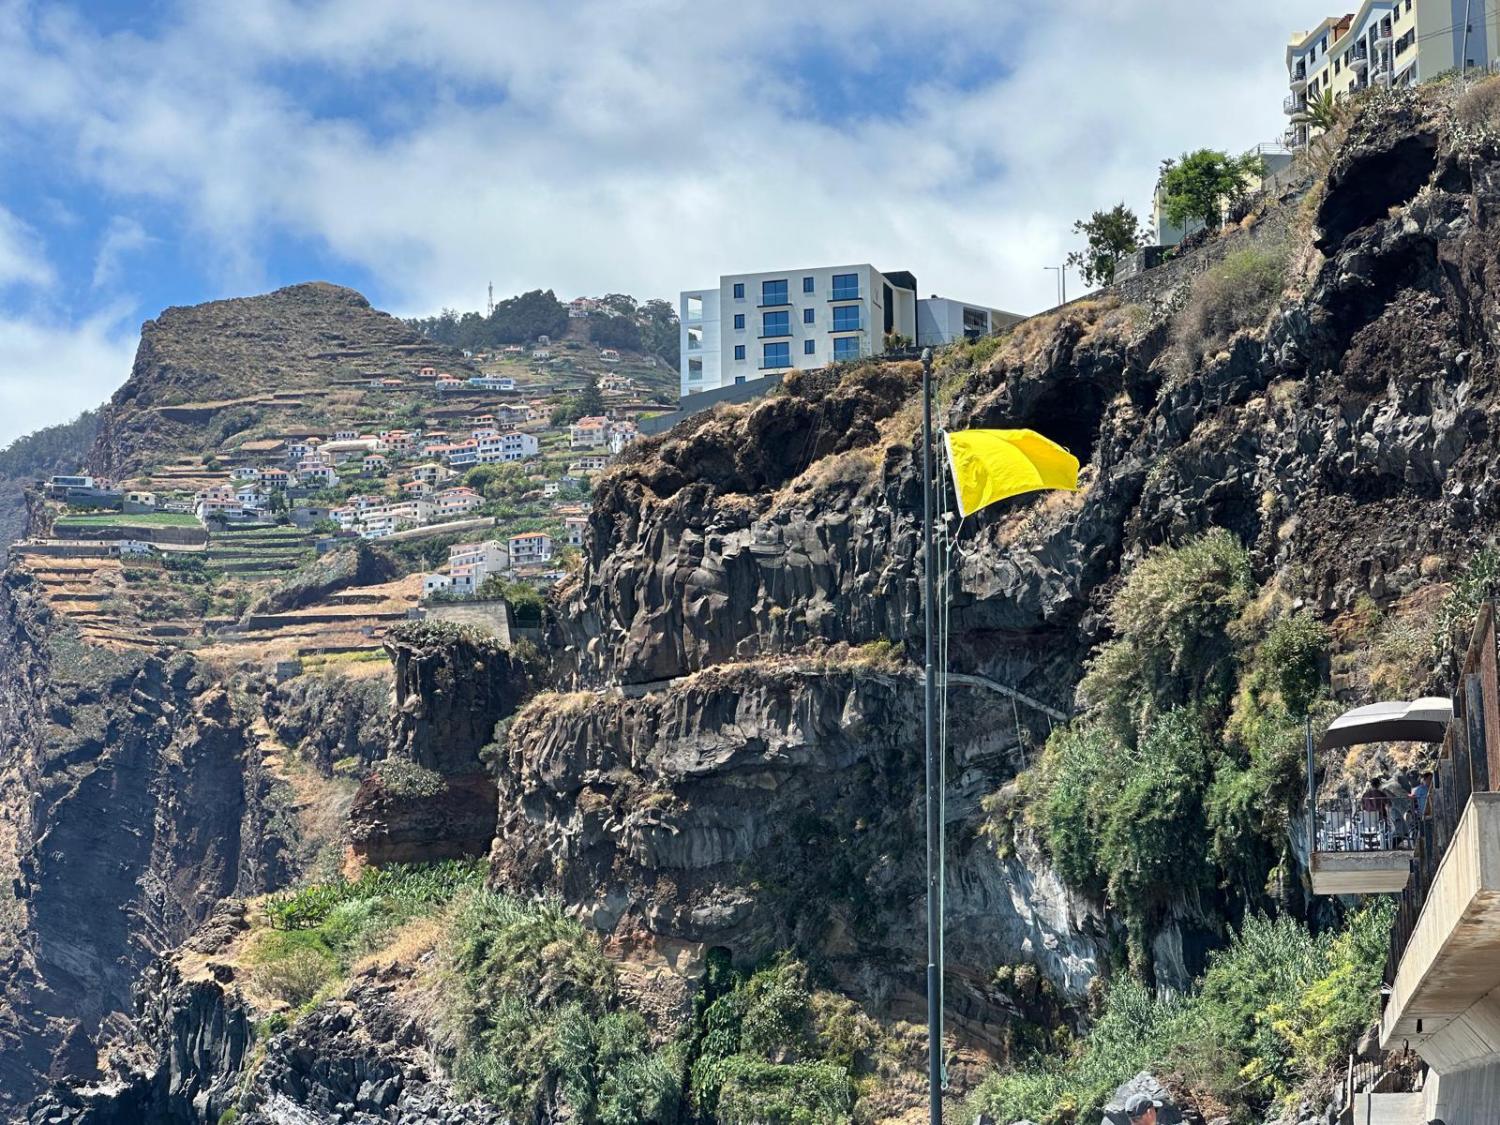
[734, 345, 746, 360]
[802, 276, 815, 293]
[1334, 58, 1340, 73]
[804, 339, 816, 355]
[733, 313, 745, 330]
[732, 282, 745, 299]
[762, 310, 791, 336]
[761, 279, 789, 306]
[832, 305, 861, 332]
[803, 308, 815, 324]
[735, 376, 747, 384]
[831, 273, 859, 300]
[687, 327, 704, 351]
[688, 358, 704, 381]
[762, 341, 790, 368]
[685, 294, 703, 321]
[833, 337, 859, 362]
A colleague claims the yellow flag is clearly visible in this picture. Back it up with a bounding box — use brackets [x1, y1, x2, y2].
[942, 428, 1079, 517]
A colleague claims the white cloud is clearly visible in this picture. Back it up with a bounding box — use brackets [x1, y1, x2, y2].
[0, 307, 137, 447]
[0, 205, 53, 290]
[0, 0, 1322, 439]
[91, 216, 152, 290]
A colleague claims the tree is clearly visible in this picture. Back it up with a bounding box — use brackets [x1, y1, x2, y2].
[1293, 88, 1345, 136]
[1065, 203, 1147, 287]
[590, 314, 642, 351]
[598, 293, 639, 317]
[1160, 149, 1266, 233]
[488, 289, 569, 345]
[577, 374, 604, 418]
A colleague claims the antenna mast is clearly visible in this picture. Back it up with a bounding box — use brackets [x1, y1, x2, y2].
[486, 282, 494, 317]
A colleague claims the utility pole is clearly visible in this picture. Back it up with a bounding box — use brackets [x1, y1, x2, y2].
[1044, 265, 1066, 307]
[1462, 0, 1473, 74]
[921, 346, 942, 1125]
[487, 282, 495, 317]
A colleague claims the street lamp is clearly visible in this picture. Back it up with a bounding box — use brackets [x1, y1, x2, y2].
[1044, 265, 1067, 306]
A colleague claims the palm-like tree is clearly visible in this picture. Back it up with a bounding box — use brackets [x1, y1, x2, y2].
[1294, 88, 1345, 135]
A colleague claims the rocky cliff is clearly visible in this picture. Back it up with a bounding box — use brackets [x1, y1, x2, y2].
[16, 80, 1500, 1124]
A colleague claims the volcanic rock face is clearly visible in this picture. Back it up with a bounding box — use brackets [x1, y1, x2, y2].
[500, 84, 1500, 1018]
[0, 574, 296, 1116]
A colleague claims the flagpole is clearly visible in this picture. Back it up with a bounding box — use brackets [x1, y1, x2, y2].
[921, 346, 942, 1125]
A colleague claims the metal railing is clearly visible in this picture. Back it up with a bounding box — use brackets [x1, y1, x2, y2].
[1384, 601, 1498, 1000]
[1316, 797, 1418, 853]
[1284, 95, 1307, 115]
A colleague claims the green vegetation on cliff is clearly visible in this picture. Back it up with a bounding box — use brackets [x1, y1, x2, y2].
[967, 903, 1392, 1124]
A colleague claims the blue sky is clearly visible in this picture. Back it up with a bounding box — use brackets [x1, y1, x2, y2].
[0, 0, 1313, 447]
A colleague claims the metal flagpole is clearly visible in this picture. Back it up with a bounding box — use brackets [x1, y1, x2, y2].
[921, 347, 942, 1125]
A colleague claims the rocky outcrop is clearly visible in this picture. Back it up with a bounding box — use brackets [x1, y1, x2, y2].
[494, 657, 1101, 1049]
[345, 622, 534, 867]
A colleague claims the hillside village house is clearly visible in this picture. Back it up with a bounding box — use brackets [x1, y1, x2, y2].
[476, 432, 539, 463]
[402, 479, 433, 498]
[678, 264, 1020, 394]
[235, 485, 265, 509]
[1285, 2, 1498, 148]
[468, 376, 516, 391]
[383, 430, 415, 455]
[230, 465, 259, 481]
[435, 374, 464, 391]
[411, 462, 449, 484]
[608, 421, 638, 454]
[564, 516, 587, 547]
[599, 348, 620, 362]
[123, 490, 157, 513]
[362, 453, 388, 474]
[569, 456, 610, 474]
[435, 486, 483, 517]
[570, 416, 609, 448]
[257, 467, 292, 489]
[508, 531, 553, 564]
[333, 428, 359, 441]
[194, 484, 243, 522]
[298, 462, 338, 487]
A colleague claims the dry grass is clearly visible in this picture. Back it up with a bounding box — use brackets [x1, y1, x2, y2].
[351, 913, 446, 974]
[1454, 73, 1500, 129]
[1170, 242, 1290, 380]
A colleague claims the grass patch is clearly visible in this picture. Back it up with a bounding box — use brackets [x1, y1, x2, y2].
[1172, 244, 1290, 378]
[55, 511, 202, 527]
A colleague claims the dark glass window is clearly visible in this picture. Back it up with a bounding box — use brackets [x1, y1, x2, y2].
[803, 308, 815, 324]
[732, 282, 745, 299]
[833, 337, 859, 361]
[804, 339, 815, 355]
[802, 276, 815, 293]
[832, 305, 861, 331]
[831, 273, 859, 300]
[763, 342, 790, 368]
[762, 310, 791, 336]
[733, 313, 745, 330]
[734, 344, 746, 360]
[761, 279, 789, 305]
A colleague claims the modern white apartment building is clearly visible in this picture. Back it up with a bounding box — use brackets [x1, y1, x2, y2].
[679, 265, 1019, 394]
[1286, 2, 1498, 147]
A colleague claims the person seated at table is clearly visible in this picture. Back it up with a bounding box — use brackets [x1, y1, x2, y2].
[1359, 778, 1393, 848]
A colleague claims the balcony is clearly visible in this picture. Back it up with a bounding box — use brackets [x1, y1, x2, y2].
[758, 327, 793, 338]
[759, 359, 795, 371]
[829, 317, 865, 333]
[1310, 799, 1415, 895]
[1290, 64, 1308, 88]
[1352, 46, 1369, 70]
[1374, 23, 1392, 45]
[757, 293, 792, 308]
[1284, 95, 1307, 116]
[828, 290, 861, 302]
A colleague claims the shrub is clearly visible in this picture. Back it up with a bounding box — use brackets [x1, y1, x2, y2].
[442, 891, 677, 1120]
[1454, 74, 1500, 129]
[375, 759, 446, 799]
[1173, 244, 1289, 376]
[1432, 547, 1500, 664]
[714, 1057, 852, 1124]
[1258, 613, 1328, 718]
[245, 930, 339, 1007]
[1267, 899, 1394, 1081]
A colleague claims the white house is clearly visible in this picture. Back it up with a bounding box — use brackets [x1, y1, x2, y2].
[569, 416, 609, 449]
[563, 516, 588, 547]
[468, 376, 516, 391]
[476, 432, 538, 463]
[508, 531, 553, 564]
[298, 461, 338, 487]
